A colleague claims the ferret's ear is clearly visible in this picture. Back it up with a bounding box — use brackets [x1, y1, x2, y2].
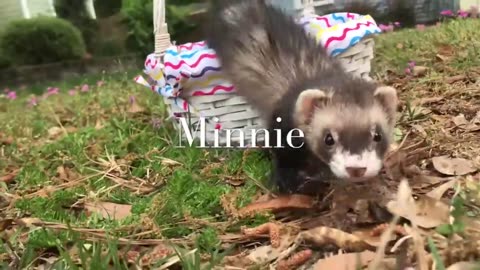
[374, 86, 398, 124]
[295, 89, 330, 126]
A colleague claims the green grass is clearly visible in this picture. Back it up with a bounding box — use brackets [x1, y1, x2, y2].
[0, 67, 273, 267]
[2, 18, 480, 268]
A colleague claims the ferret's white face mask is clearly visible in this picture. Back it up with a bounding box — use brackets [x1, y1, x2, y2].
[328, 148, 383, 181]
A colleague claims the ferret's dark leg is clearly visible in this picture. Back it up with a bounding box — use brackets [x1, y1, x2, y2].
[270, 150, 303, 194]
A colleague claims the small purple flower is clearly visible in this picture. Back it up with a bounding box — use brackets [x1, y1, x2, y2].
[457, 10, 469, 18]
[394, 21, 400, 27]
[6, 91, 17, 100]
[46, 87, 59, 96]
[28, 96, 38, 107]
[440, 9, 454, 16]
[408, 61, 416, 68]
[81, 84, 89, 92]
[379, 24, 389, 31]
[129, 95, 136, 104]
[405, 67, 411, 75]
[68, 89, 76, 96]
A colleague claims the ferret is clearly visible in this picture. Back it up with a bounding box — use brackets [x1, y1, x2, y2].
[204, 0, 398, 194]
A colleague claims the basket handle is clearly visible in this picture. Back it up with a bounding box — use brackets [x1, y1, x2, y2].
[154, 0, 172, 59]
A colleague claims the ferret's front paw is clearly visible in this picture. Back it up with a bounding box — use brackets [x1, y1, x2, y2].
[272, 167, 301, 194]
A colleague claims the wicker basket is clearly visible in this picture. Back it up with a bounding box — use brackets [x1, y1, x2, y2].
[152, 1, 376, 147]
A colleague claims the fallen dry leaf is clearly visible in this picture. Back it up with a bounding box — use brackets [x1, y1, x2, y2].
[221, 252, 256, 269]
[370, 223, 407, 237]
[84, 201, 132, 220]
[237, 194, 315, 218]
[0, 219, 13, 232]
[437, 44, 455, 57]
[35, 256, 59, 270]
[412, 124, 427, 137]
[48, 127, 64, 139]
[445, 75, 467, 84]
[446, 261, 480, 270]
[351, 228, 399, 248]
[313, 251, 377, 270]
[413, 66, 429, 77]
[452, 113, 480, 132]
[244, 225, 299, 265]
[299, 226, 375, 252]
[426, 179, 457, 200]
[57, 166, 68, 180]
[387, 194, 450, 229]
[127, 102, 146, 113]
[55, 166, 79, 182]
[0, 169, 19, 183]
[432, 156, 478, 176]
[277, 249, 313, 270]
[131, 244, 174, 266]
[0, 133, 14, 145]
[453, 114, 470, 126]
[65, 126, 77, 133]
[414, 96, 444, 106]
[436, 54, 450, 62]
[95, 119, 105, 130]
[246, 245, 283, 265]
[242, 222, 281, 248]
[160, 157, 182, 167]
[14, 217, 44, 227]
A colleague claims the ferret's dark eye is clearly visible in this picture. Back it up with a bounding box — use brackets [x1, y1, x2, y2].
[324, 133, 335, 146]
[373, 132, 382, 142]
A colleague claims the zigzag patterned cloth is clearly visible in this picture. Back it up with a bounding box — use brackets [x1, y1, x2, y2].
[135, 12, 381, 123]
[297, 12, 381, 56]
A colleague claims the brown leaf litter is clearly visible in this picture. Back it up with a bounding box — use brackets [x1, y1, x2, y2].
[127, 101, 146, 114]
[431, 155, 478, 176]
[277, 249, 313, 270]
[0, 168, 19, 183]
[311, 250, 377, 270]
[4, 217, 187, 246]
[222, 156, 480, 269]
[160, 157, 183, 167]
[101, 172, 158, 194]
[412, 66, 429, 77]
[47, 126, 77, 140]
[54, 165, 80, 183]
[0, 132, 14, 145]
[237, 194, 316, 218]
[125, 244, 175, 267]
[7, 65, 480, 269]
[451, 112, 480, 132]
[83, 201, 132, 220]
[241, 222, 282, 248]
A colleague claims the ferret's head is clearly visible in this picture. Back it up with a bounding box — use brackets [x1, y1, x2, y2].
[294, 85, 398, 182]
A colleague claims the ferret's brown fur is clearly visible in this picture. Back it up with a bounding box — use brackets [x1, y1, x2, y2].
[205, 0, 398, 193]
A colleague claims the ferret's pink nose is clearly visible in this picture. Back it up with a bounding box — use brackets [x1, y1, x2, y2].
[346, 167, 367, 178]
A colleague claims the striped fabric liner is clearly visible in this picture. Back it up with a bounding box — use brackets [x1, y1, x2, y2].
[135, 12, 381, 122]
